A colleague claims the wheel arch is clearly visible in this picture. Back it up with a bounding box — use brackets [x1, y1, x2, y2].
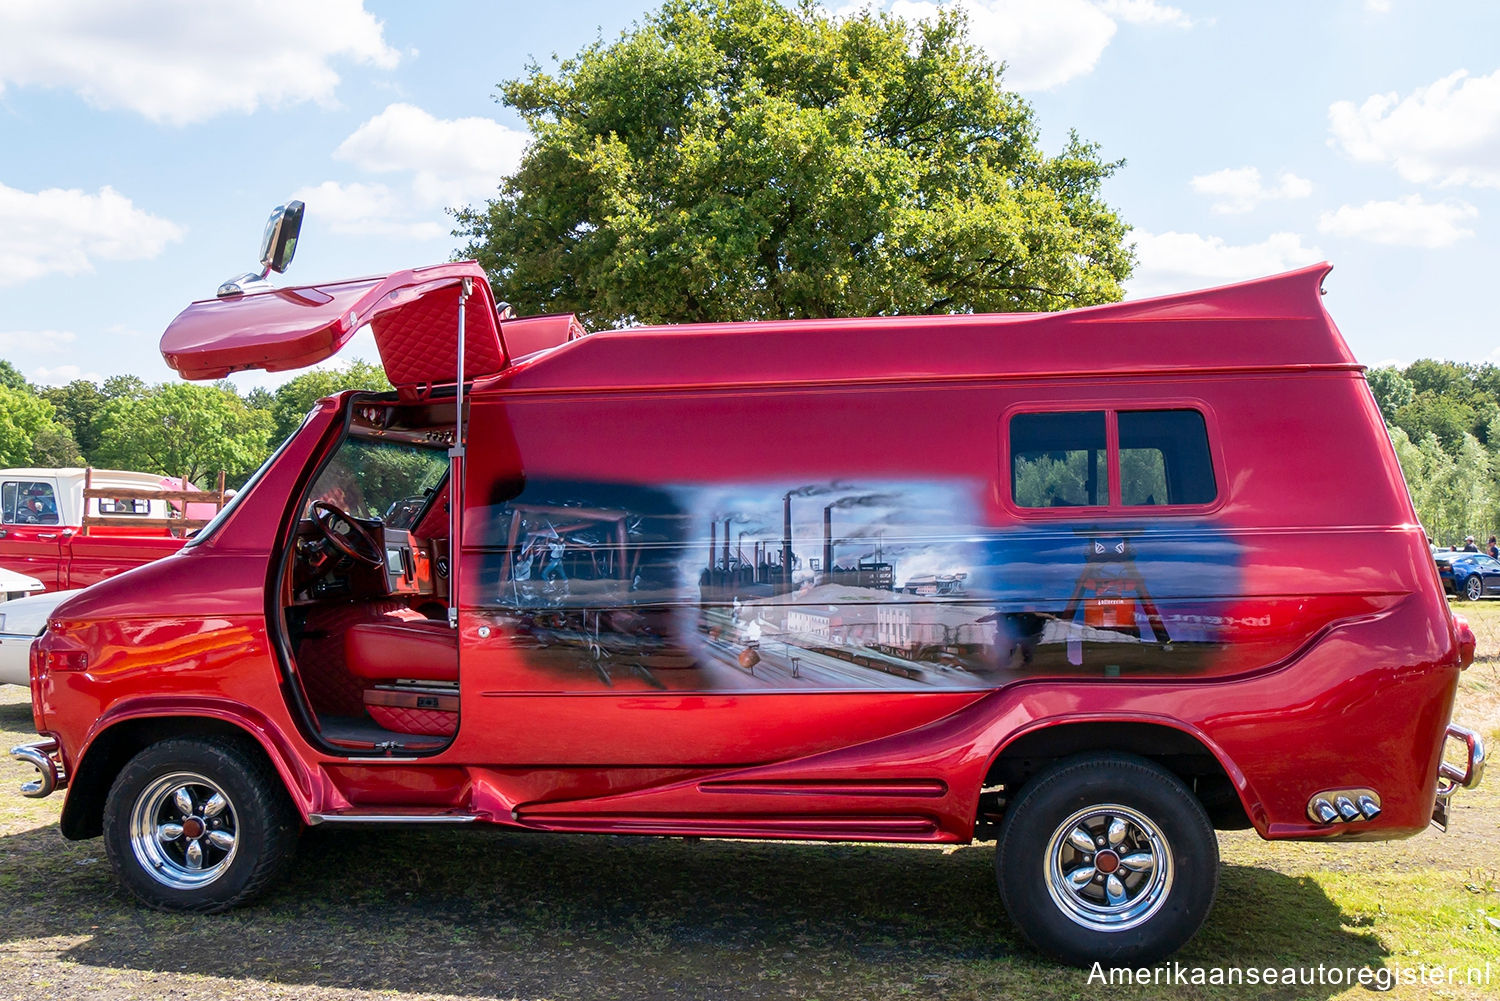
[983, 716, 1257, 832]
[61, 706, 313, 840]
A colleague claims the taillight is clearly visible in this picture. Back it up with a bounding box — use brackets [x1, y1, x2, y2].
[33, 628, 88, 674]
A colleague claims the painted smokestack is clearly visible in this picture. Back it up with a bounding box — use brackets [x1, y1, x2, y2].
[710, 520, 717, 580]
[782, 493, 794, 587]
[823, 505, 834, 585]
[723, 518, 731, 578]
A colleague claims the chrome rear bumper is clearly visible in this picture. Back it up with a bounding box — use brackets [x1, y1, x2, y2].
[1432, 723, 1486, 830]
[10, 738, 65, 799]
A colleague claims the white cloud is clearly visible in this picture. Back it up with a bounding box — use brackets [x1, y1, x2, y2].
[1095, 0, 1193, 27]
[0, 183, 184, 286]
[290, 180, 446, 240]
[0, 0, 398, 125]
[1329, 69, 1500, 188]
[1127, 230, 1323, 298]
[334, 103, 526, 208]
[31, 364, 103, 386]
[1317, 194, 1477, 248]
[0, 330, 77, 353]
[1190, 167, 1312, 213]
[1364, 0, 1392, 12]
[840, 1, 1189, 91]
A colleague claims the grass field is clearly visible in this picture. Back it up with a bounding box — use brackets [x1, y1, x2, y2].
[1, 607, 1498, 1000]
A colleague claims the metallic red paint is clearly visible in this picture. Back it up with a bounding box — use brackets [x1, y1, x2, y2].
[26, 263, 1477, 874]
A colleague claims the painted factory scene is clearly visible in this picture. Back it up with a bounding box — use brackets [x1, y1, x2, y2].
[477, 478, 1241, 692]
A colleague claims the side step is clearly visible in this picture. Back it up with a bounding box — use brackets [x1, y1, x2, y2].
[307, 808, 482, 826]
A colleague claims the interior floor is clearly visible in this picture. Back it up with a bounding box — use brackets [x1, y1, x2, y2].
[318, 715, 449, 752]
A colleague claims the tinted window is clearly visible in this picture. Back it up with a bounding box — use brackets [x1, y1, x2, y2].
[1011, 411, 1109, 508]
[1118, 410, 1216, 506]
[1, 480, 60, 525]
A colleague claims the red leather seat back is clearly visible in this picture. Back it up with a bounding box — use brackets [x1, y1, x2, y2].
[345, 618, 459, 683]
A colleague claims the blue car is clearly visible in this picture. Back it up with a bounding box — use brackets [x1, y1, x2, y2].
[1436, 552, 1500, 601]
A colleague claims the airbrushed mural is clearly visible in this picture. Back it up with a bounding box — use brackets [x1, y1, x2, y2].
[470, 479, 1247, 691]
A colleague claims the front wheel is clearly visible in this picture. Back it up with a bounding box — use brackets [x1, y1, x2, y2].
[1464, 575, 1484, 601]
[102, 736, 299, 913]
[996, 753, 1218, 967]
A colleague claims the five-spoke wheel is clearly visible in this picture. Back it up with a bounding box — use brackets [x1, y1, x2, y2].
[103, 737, 299, 912]
[996, 753, 1219, 967]
[129, 772, 239, 888]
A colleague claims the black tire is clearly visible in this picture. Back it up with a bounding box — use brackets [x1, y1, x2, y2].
[995, 753, 1218, 967]
[102, 736, 300, 913]
[1463, 575, 1483, 601]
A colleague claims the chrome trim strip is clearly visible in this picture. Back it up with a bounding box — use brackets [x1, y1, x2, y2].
[11, 738, 64, 799]
[306, 812, 479, 825]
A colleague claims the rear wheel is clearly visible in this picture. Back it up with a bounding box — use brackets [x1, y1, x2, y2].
[996, 753, 1218, 967]
[102, 737, 299, 912]
[1464, 575, 1484, 601]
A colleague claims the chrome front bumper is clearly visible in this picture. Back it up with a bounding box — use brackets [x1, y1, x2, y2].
[10, 738, 65, 799]
[1432, 723, 1486, 830]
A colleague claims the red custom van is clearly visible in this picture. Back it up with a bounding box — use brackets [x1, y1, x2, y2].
[12, 208, 1485, 966]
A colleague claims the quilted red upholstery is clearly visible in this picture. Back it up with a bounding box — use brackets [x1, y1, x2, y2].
[366, 703, 457, 737]
[372, 285, 506, 387]
[345, 619, 458, 682]
[297, 602, 428, 717]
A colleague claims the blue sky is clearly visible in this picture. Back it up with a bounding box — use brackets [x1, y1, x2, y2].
[2, 0, 1497, 392]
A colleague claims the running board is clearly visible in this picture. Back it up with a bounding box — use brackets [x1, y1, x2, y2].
[307, 809, 481, 825]
[514, 813, 941, 840]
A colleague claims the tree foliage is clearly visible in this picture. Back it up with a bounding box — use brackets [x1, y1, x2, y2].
[268, 360, 391, 444]
[0, 387, 80, 466]
[93, 383, 274, 485]
[1369, 360, 1500, 545]
[455, 0, 1133, 327]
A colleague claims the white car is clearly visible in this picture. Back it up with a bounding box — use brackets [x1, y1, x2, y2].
[0, 566, 44, 602]
[0, 589, 77, 686]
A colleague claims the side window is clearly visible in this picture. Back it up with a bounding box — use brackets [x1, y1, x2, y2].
[1118, 410, 1216, 506]
[1010, 411, 1109, 508]
[2, 480, 60, 525]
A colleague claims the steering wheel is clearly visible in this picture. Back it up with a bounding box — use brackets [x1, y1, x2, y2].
[311, 501, 384, 567]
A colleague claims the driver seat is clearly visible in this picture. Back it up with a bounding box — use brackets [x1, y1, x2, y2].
[345, 617, 458, 683]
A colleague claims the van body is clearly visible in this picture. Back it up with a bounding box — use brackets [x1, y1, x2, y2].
[14, 260, 1484, 966]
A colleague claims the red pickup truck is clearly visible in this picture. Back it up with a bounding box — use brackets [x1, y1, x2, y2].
[0, 467, 223, 590]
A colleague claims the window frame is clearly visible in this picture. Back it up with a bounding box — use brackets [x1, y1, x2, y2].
[1000, 399, 1225, 519]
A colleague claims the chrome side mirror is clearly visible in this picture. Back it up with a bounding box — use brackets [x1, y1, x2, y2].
[260, 200, 305, 275]
[219, 200, 307, 297]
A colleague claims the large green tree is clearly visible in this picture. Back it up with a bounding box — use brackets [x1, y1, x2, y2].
[93, 383, 274, 485]
[455, 0, 1133, 327]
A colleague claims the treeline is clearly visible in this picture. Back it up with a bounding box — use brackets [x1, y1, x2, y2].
[1368, 360, 1500, 546]
[2, 354, 1494, 540]
[0, 358, 389, 487]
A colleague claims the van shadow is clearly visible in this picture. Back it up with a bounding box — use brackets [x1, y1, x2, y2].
[0, 824, 1389, 1001]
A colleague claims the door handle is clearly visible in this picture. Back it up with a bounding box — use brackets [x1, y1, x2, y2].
[38, 533, 59, 540]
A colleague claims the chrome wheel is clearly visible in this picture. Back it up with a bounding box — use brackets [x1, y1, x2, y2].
[1466, 575, 1483, 601]
[1044, 803, 1173, 932]
[128, 771, 238, 889]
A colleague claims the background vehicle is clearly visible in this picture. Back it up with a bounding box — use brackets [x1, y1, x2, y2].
[0, 589, 77, 686]
[1438, 552, 1500, 601]
[0, 467, 225, 591]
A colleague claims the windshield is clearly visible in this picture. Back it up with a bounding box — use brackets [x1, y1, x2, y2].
[305, 436, 449, 529]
